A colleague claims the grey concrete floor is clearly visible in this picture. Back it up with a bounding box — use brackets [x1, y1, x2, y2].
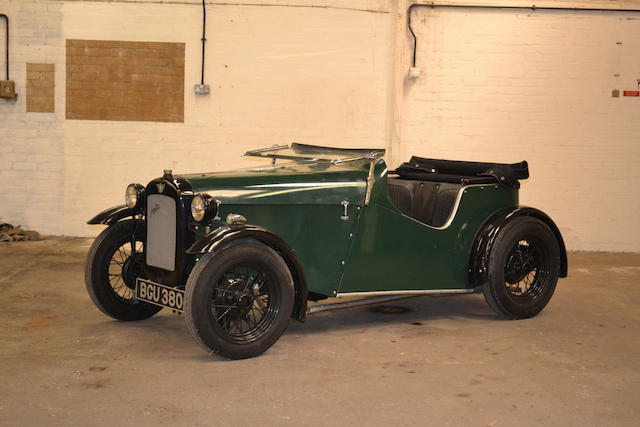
[0, 238, 638, 427]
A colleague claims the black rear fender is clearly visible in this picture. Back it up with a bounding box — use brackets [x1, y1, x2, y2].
[469, 207, 568, 286]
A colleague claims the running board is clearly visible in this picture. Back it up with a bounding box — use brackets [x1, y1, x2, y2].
[307, 289, 474, 315]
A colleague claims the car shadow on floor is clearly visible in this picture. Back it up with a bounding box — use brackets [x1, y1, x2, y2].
[104, 293, 499, 337]
[85, 293, 500, 361]
[287, 293, 501, 336]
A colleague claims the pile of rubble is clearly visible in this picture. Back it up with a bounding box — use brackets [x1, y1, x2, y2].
[0, 223, 44, 243]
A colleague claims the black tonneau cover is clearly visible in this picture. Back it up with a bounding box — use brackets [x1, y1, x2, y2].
[393, 156, 529, 189]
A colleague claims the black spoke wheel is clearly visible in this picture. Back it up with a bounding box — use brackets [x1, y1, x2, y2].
[482, 217, 560, 319]
[185, 241, 294, 359]
[85, 220, 162, 321]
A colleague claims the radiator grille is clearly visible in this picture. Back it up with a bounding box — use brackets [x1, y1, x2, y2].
[146, 194, 176, 271]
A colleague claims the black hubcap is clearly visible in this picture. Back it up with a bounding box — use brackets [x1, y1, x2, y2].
[122, 252, 144, 289]
[210, 266, 276, 343]
[503, 238, 549, 300]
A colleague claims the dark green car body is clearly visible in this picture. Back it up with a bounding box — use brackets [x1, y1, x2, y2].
[90, 144, 567, 312]
[87, 143, 567, 358]
[183, 157, 519, 299]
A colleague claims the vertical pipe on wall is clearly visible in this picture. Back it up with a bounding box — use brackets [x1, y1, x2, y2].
[0, 14, 9, 80]
[200, 0, 206, 85]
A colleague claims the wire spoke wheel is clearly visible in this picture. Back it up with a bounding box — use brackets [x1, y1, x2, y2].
[185, 241, 294, 359]
[85, 220, 162, 321]
[211, 266, 276, 342]
[108, 240, 144, 302]
[482, 217, 560, 319]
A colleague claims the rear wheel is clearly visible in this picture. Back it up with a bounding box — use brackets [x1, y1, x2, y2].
[482, 217, 560, 319]
[184, 241, 294, 359]
[85, 220, 162, 321]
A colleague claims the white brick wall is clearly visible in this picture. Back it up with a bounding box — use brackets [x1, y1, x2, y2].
[0, 0, 64, 234]
[58, 1, 394, 236]
[1, 0, 639, 252]
[1, 0, 394, 236]
[402, 2, 640, 251]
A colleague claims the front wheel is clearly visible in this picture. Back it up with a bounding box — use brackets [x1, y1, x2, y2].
[482, 217, 560, 319]
[85, 220, 162, 321]
[184, 241, 294, 359]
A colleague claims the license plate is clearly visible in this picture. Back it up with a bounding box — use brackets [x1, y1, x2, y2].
[135, 278, 184, 312]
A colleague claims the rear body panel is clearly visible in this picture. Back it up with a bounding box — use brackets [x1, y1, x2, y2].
[338, 174, 518, 293]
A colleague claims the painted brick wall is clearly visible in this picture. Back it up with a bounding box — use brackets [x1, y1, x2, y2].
[0, 0, 64, 235]
[58, 0, 394, 236]
[402, 3, 640, 252]
[26, 63, 55, 113]
[66, 39, 185, 122]
[1, 0, 639, 253]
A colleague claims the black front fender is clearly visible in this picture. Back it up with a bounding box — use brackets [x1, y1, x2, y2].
[469, 206, 568, 286]
[87, 205, 139, 225]
[187, 224, 309, 322]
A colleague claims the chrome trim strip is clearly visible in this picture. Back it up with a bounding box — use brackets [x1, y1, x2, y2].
[336, 289, 474, 298]
[398, 184, 500, 231]
[364, 160, 376, 205]
[244, 144, 384, 166]
[330, 150, 384, 165]
[243, 145, 289, 156]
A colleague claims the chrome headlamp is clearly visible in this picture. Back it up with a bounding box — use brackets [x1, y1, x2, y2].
[125, 183, 145, 210]
[191, 194, 218, 223]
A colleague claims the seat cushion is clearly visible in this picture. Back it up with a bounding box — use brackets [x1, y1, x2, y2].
[388, 179, 461, 227]
[387, 180, 414, 217]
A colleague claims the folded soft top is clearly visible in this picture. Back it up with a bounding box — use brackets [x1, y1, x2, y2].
[393, 156, 529, 189]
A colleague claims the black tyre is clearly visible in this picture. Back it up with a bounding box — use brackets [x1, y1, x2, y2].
[184, 241, 294, 359]
[85, 220, 162, 321]
[482, 217, 560, 319]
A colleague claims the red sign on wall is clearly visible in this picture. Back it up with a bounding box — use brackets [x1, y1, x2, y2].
[623, 91, 640, 97]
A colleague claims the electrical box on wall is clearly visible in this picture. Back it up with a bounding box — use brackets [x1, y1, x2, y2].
[194, 83, 210, 95]
[409, 67, 422, 79]
[0, 80, 17, 99]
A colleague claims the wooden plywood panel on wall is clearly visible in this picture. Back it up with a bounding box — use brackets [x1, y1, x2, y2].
[26, 63, 55, 113]
[65, 39, 185, 122]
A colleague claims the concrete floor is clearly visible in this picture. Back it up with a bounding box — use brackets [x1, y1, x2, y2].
[0, 238, 638, 427]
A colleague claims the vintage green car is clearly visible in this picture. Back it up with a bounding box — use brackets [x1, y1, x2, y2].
[85, 144, 567, 359]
